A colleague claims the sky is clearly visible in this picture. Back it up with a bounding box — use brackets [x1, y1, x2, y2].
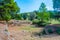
[15, 0, 53, 13]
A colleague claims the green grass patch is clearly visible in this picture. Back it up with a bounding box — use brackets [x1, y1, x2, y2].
[18, 26, 40, 31]
[50, 19, 60, 24]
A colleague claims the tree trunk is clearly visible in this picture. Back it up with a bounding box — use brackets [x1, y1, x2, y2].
[4, 21, 10, 40]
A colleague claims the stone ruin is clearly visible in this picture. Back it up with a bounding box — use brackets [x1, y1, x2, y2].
[8, 20, 32, 26]
[0, 20, 32, 27]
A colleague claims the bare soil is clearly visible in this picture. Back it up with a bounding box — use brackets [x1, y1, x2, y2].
[0, 23, 60, 40]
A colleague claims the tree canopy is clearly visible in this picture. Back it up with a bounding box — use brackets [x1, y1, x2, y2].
[0, 0, 20, 21]
[37, 2, 50, 21]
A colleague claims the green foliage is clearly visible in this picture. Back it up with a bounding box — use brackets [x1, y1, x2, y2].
[32, 19, 48, 27]
[14, 14, 22, 20]
[53, 0, 60, 9]
[37, 2, 50, 21]
[29, 13, 36, 21]
[41, 29, 53, 35]
[37, 21, 48, 27]
[0, 6, 11, 21]
[54, 12, 60, 20]
[21, 12, 36, 20]
[41, 27, 60, 35]
[39, 2, 47, 12]
[32, 19, 40, 24]
[48, 29, 53, 33]
[0, 0, 20, 21]
[53, 0, 60, 20]
[22, 13, 28, 20]
[37, 12, 50, 21]
[48, 11, 54, 18]
[56, 27, 60, 35]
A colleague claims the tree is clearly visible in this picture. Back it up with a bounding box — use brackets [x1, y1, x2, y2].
[39, 2, 47, 12]
[22, 13, 28, 20]
[38, 2, 50, 21]
[0, 0, 20, 40]
[14, 14, 22, 20]
[53, 0, 60, 11]
[54, 12, 60, 20]
[53, 0, 60, 20]
[33, 10, 38, 19]
[29, 12, 36, 21]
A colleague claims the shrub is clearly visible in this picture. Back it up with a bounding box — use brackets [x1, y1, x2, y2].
[56, 27, 60, 35]
[48, 29, 53, 33]
[32, 19, 40, 24]
[41, 29, 53, 35]
[38, 21, 45, 26]
[32, 19, 50, 27]
[37, 21, 48, 27]
[41, 27, 60, 35]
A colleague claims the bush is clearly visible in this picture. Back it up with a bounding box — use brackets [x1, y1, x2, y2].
[32, 19, 40, 24]
[56, 27, 60, 35]
[32, 19, 50, 27]
[48, 29, 53, 33]
[38, 21, 46, 26]
[41, 29, 53, 35]
[41, 27, 60, 35]
[37, 21, 49, 27]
